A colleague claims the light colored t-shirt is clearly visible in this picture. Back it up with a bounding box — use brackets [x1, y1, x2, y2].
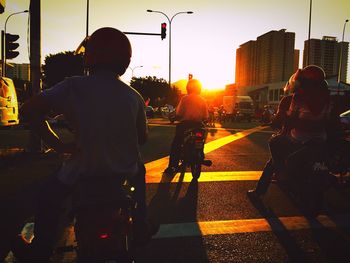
[41, 70, 147, 185]
[176, 94, 209, 122]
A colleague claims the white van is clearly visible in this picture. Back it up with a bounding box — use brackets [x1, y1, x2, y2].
[0, 77, 19, 126]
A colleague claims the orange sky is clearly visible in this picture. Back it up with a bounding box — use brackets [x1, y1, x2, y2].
[1, 0, 350, 90]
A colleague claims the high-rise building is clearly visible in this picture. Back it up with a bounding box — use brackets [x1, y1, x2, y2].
[6, 63, 30, 81]
[235, 29, 298, 88]
[235, 40, 257, 87]
[303, 36, 349, 82]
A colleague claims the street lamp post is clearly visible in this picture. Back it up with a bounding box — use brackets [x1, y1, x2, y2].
[147, 9, 193, 89]
[307, 0, 312, 66]
[2, 10, 29, 76]
[338, 19, 349, 89]
[129, 65, 143, 78]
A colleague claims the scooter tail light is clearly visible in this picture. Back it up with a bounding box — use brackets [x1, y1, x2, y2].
[99, 233, 109, 239]
[195, 132, 203, 138]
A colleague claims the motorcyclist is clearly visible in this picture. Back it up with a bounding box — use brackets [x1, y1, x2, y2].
[15, 27, 156, 261]
[164, 79, 209, 175]
[247, 82, 294, 199]
[247, 65, 332, 199]
[281, 65, 332, 176]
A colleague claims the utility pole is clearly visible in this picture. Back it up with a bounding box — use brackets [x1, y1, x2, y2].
[307, 0, 312, 66]
[29, 0, 42, 152]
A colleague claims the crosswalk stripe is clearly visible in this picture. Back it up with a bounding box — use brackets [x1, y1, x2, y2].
[153, 214, 350, 239]
[145, 125, 267, 176]
[146, 171, 262, 183]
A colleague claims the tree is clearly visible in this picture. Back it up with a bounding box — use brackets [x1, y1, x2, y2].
[42, 51, 84, 89]
[130, 76, 180, 106]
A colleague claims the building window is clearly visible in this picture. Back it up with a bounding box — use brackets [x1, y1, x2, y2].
[269, 90, 273, 101]
[280, 88, 284, 98]
[274, 89, 279, 101]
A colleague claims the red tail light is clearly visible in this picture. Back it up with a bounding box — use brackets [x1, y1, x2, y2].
[99, 233, 109, 239]
[195, 132, 203, 138]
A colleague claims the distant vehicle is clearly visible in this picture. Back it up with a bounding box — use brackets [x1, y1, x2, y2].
[223, 95, 254, 122]
[0, 77, 19, 126]
[160, 104, 175, 119]
[340, 109, 350, 129]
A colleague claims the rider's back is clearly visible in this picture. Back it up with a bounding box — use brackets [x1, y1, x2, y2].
[42, 70, 145, 184]
[176, 94, 208, 122]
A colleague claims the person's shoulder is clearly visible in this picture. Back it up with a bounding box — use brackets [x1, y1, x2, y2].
[125, 83, 145, 103]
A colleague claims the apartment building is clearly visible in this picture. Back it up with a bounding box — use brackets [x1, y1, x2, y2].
[235, 29, 298, 88]
[7, 63, 30, 82]
[303, 36, 349, 82]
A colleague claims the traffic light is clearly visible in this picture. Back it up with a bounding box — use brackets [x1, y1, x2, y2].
[161, 23, 167, 40]
[0, 0, 5, 14]
[5, 33, 20, 59]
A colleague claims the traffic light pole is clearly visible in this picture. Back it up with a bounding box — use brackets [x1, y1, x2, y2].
[1, 30, 4, 77]
[29, 0, 43, 153]
[123, 31, 161, 36]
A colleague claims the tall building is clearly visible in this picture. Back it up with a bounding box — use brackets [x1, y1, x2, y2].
[235, 41, 257, 87]
[303, 36, 349, 82]
[235, 29, 298, 88]
[6, 63, 30, 81]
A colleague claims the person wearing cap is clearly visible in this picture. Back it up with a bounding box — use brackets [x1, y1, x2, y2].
[16, 27, 156, 261]
[164, 79, 209, 175]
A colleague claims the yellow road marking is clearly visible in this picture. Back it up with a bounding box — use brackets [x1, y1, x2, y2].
[153, 214, 350, 239]
[145, 126, 267, 176]
[146, 171, 262, 184]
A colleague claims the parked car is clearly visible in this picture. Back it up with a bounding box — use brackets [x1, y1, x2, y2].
[340, 109, 350, 129]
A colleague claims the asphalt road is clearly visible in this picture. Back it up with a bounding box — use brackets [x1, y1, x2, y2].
[1, 119, 350, 263]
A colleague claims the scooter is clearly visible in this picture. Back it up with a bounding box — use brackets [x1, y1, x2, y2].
[16, 178, 137, 263]
[275, 130, 350, 217]
[178, 126, 212, 179]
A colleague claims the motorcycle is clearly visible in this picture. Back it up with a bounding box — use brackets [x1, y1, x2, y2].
[18, 178, 137, 263]
[178, 126, 212, 179]
[274, 130, 350, 216]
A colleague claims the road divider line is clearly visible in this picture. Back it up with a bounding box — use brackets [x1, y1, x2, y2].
[146, 170, 262, 184]
[153, 214, 350, 239]
[203, 126, 265, 154]
[145, 125, 267, 175]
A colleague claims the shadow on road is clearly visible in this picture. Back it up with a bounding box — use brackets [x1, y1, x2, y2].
[248, 196, 309, 262]
[144, 171, 209, 262]
[308, 213, 350, 262]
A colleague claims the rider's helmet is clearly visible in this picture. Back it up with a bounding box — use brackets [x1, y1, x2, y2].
[186, 79, 202, 95]
[284, 65, 326, 93]
[84, 27, 132, 76]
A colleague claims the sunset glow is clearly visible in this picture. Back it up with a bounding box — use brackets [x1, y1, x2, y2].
[1, 0, 349, 89]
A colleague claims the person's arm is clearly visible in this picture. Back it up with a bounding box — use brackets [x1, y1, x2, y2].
[20, 95, 68, 153]
[175, 98, 184, 119]
[137, 98, 148, 145]
[202, 100, 209, 121]
[271, 96, 291, 129]
[21, 79, 76, 154]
